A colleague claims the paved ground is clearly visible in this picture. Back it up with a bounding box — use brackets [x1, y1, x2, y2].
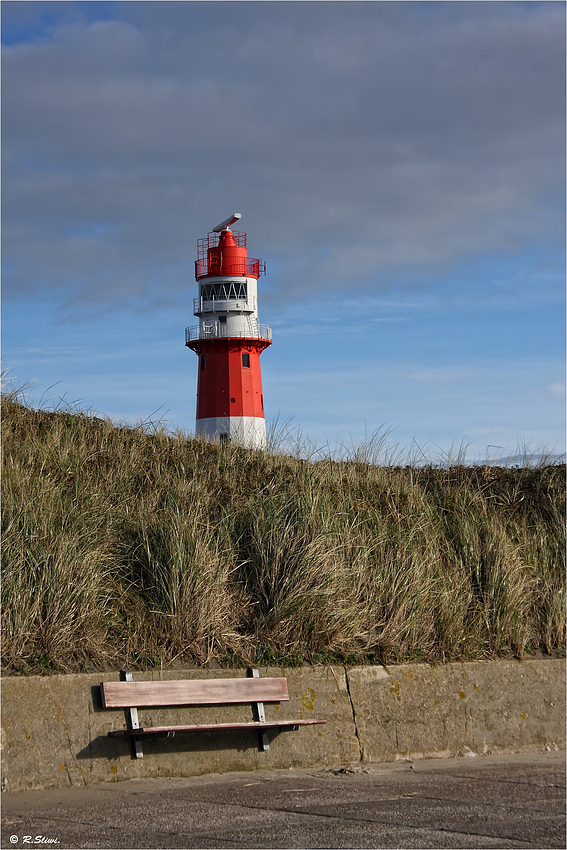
[2, 752, 565, 849]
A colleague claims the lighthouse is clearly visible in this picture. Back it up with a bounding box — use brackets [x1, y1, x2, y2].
[185, 214, 272, 448]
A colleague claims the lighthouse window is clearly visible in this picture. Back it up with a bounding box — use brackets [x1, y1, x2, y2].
[201, 282, 247, 300]
[242, 353, 250, 368]
[201, 355, 207, 370]
[218, 315, 227, 324]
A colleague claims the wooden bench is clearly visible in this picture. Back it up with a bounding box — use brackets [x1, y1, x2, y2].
[101, 668, 326, 758]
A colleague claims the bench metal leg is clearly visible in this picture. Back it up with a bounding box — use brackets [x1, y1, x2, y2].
[248, 668, 270, 751]
[120, 670, 143, 759]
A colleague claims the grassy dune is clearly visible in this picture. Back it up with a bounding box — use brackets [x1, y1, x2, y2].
[1, 394, 565, 674]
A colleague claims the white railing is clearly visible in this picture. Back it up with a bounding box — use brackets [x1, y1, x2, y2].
[193, 296, 256, 315]
[185, 323, 272, 344]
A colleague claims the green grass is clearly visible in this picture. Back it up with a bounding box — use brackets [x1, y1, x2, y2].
[1, 393, 565, 674]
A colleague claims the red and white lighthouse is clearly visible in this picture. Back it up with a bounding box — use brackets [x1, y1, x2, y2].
[185, 214, 272, 448]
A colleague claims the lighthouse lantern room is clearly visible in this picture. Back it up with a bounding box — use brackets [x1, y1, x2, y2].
[185, 214, 272, 448]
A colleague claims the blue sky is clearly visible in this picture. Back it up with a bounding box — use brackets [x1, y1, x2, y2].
[2, 1, 565, 462]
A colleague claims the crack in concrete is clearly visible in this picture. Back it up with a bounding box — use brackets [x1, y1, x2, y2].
[343, 667, 363, 764]
[236, 803, 539, 846]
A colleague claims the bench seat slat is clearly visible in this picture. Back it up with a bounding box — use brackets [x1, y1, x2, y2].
[108, 718, 326, 737]
[101, 677, 289, 709]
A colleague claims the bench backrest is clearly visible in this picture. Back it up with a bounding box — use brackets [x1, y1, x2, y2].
[101, 677, 290, 709]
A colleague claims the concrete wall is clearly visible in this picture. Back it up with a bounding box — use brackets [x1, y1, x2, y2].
[1, 659, 564, 792]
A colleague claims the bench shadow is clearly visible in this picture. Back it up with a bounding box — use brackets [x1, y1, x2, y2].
[77, 727, 288, 760]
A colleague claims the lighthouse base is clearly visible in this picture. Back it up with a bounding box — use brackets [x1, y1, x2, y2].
[195, 416, 267, 449]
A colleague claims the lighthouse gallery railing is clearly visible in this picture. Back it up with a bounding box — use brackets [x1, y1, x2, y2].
[185, 324, 272, 344]
[193, 296, 257, 315]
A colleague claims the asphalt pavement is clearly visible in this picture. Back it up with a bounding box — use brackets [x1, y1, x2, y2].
[2, 751, 564, 849]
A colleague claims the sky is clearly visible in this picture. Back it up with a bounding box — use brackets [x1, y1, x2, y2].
[2, 0, 565, 463]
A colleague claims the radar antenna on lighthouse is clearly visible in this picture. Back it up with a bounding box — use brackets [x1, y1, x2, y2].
[185, 215, 272, 448]
[212, 213, 241, 232]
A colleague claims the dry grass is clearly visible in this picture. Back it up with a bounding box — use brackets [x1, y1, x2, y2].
[1, 393, 565, 674]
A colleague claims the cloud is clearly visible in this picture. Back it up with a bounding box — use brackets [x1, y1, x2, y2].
[408, 367, 477, 384]
[2, 1, 564, 308]
[549, 381, 566, 402]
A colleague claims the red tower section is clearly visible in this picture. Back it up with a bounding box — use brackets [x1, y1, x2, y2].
[185, 215, 272, 447]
